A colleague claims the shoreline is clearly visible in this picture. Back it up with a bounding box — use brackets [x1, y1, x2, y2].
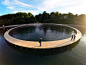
[0, 23, 86, 28]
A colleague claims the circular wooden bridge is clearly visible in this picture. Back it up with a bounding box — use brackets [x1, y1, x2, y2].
[4, 23, 82, 49]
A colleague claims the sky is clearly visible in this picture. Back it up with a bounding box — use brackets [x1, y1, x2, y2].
[0, 0, 86, 16]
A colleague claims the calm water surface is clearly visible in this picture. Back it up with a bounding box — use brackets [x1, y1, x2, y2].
[10, 25, 73, 41]
[0, 25, 86, 65]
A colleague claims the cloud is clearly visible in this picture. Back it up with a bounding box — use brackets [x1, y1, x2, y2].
[2, 0, 33, 9]
[14, 0, 33, 8]
[2, 0, 41, 15]
[7, 6, 13, 10]
[2, 0, 10, 5]
[1, 0, 86, 15]
[38, 0, 82, 11]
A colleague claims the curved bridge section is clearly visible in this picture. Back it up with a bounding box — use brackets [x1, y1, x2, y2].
[4, 23, 82, 49]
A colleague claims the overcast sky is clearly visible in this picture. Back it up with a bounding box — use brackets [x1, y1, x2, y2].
[0, 0, 86, 16]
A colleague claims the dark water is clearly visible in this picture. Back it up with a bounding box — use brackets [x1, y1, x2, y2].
[0, 25, 86, 65]
[10, 25, 73, 41]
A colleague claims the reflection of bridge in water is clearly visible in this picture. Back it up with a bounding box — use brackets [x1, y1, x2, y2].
[4, 23, 82, 49]
[6, 40, 80, 56]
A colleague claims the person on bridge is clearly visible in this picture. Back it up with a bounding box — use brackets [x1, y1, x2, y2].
[73, 33, 76, 41]
[71, 31, 74, 40]
[39, 38, 42, 46]
[71, 31, 76, 41]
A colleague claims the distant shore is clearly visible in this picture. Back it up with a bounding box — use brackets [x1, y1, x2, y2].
[0, 23, 86, 28]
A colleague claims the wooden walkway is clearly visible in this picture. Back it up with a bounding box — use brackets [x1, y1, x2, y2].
[4, 24, 82, 49]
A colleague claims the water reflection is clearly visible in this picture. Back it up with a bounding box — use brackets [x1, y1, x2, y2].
[0, 25, 86, 65]
[0, 28, 7, 35]
[72, 26, 86, 35]
[6, 40, 80, 57]
[10, 24, 73, 41]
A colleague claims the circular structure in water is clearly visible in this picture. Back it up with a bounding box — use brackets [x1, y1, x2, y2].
[4, 23, 82, 49]
[9, 24, 74, 41]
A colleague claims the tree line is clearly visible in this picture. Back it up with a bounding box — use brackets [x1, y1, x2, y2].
[0, 11, 86, 27]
